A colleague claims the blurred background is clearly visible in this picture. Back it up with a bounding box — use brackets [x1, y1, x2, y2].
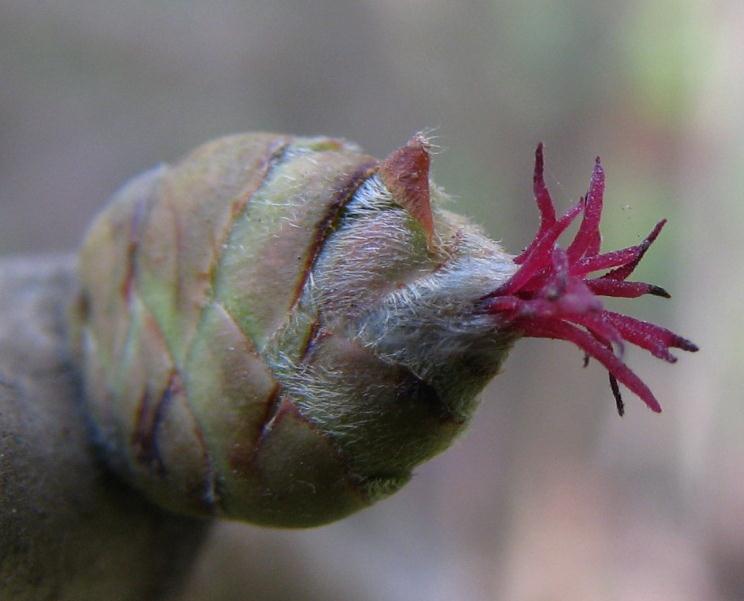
[0, 1, 740, 599]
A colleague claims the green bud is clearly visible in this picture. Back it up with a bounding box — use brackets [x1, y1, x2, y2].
[70, 133, 696, 527]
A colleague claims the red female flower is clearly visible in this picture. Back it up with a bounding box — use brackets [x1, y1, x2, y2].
[482, 144, 698, 414]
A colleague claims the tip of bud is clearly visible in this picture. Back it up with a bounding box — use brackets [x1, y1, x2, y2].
[483, 146, 697, 415]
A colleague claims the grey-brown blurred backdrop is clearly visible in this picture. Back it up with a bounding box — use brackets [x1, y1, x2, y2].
[1, 1, 740, 600]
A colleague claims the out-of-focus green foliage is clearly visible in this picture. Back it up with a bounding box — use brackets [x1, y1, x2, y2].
[623, 0, 714, 128]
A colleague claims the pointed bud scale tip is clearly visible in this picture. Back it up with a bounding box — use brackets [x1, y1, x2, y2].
[483, 144, 698, 415]
[379, 133, 434, 245]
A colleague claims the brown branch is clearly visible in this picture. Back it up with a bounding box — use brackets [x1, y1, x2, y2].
[0, 255, 210, 601]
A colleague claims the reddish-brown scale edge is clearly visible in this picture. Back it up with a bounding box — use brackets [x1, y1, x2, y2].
[289, 159, 379, 308]
[231, 382, 377, 511]
[180, 138, 292, 366]
[125, 139, 294, 511]
[242, 156, 380, 479]
[121, 191, 157, 301]
[239, 153, 379, 447]
[204, 137, 292, 298]
[160, 138, 295, 507]
[179, 136, 292, 481]
[379, 134, 435, 246]
[130, 371, 218, 512]
[131, 386, 164, 475]
[129, 371, 177, 473]
[289, 140, 432, 365]
[295, 330, 463, 498]
[481, 144, 698, 414]
[179, 397, 220, 512]
[129, 305, 178, 476]
[128, 307, 219, 510]
[250, 397, 371, 518]
[241, 141, 438, 499]
[231, 382, 282, 474]
[298, 319, 333, 364]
